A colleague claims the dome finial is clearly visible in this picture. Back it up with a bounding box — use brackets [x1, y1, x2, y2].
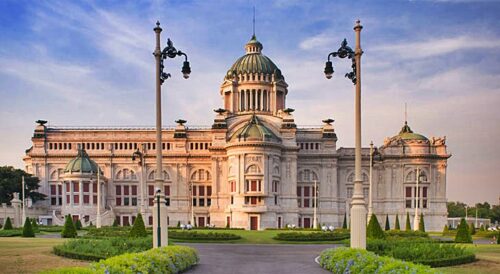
[252, 6, 256, 37]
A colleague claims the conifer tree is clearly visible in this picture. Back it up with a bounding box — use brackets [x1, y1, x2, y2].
[469, 222, 476, 235]
[385, 215, 390, 231]
[497, 231, 500, 244]
[443, 224, 449, 235]
[342, 213, 347, 229]
[454, 218, 472, 243]
[61, 215, 77, 238]
[31, 218, 39, 233]
[394, 214, 400, 231]
[479, 225, 485, 232]
[129, 213, 147, 237]
[74, 219, 82, 230]
[112, 218, 119, 227]
[3, 217, 13, 230]
[177, 221, 181, 228]
[405, 212, 411, 231]
[22, 217, 35, 237]
[419, 213, 425, 232]
[367, 214, 385, 239]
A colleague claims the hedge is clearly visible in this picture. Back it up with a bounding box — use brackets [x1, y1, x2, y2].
[319, 247, 437, 273]
[367, 238, 475, 267]
[84, 226, 132, 238]
[39, 226, 64, 233]
[45, 246, 198, 274]
[53, 237, 152, 261]
[169, 230, 241, 241]
[0, 229, 22, 237]
[274, 231, 350, 242]
[385, 230, 428, 238]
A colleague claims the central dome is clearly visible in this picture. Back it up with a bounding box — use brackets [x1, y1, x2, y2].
[225, 35, 284, 81]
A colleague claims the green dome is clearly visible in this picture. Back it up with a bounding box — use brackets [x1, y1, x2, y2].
[64, 147, 100, 174]
[225, 35, 284, 81]
[398, 122, 428, 141]
[230, 114, 280, 142]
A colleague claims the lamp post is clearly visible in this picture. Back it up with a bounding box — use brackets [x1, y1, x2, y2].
[132, 145, 146, 215]
[324, 20, 365, 249]
[367, 141, 381, 221]
[21, 176, 26, 224]
[95, 166, 102, 228]
[153, 21, 191, 248]
[313, 180, 318, 229]
[413, 168, 425, 231]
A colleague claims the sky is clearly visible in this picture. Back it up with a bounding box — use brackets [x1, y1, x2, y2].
[0, 0, 499, 205]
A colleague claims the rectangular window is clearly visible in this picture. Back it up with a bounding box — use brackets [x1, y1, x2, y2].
[73, 182, 79, 192]
[116, 186, 121, 195]
[93, 195, 97, 204]
[251, 180, 257, 191]
[51, 197, 57, 205]
[132, 185, 137, 195]
[124, 185, 129, 195]
[132, 197, 137, 206]
[74, 195, 79, 204]
[192, 198, 197, 207]
[207, 186, 212, 196]
[116, 197, 122, 206]
[199, 186, 205, 196]
[124, 197, 130, 206]
[207, 198, 211, 206]
[50, 185, 56, 195]
[93, 183, 97, 192]
[199, 198, 205, 207]
[149, 185, 154, 195]
[83, 182, 89, 192]
[164, 185, 170, 196]
[83, 195, 89, 204]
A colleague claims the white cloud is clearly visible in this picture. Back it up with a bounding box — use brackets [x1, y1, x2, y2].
[299, 33, 335, 51]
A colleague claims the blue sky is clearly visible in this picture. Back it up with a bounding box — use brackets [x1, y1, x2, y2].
[0, 0, 499, 205]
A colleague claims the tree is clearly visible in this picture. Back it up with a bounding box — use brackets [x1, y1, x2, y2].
[419, 213, 425, 232]
[447, 201, 467, 217]
[74, 219, 82, 230]
[479, 224, 485, 231]
[394, 214, 400, 231]
[61, 215, 77, 238]
[384, 215, 390, 231]
[31, 218, 39, 233]
[3, 217, 13, 230]
[112, 218, 119, 227]
[129, 213, 147, 237]
[405, 212, 411, 231]
[442, 224, 449, 235]
[342, 213, 347, 229]
[469, 222, 476, 235]
[0, 166, 46, 204]
[455, 218, 472, 243]
[367, 214, 385, 239]
[22, 217, 35, 237]
[497, 231, 500, 244]
[177, 221, 181, 228]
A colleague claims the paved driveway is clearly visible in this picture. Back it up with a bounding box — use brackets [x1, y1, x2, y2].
[181, 243, 335, 274]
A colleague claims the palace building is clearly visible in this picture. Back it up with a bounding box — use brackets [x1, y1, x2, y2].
[23, 34, 451, 231]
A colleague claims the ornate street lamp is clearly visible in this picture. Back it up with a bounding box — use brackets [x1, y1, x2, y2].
[132, 145, 146, 215]
[324, 20, 365, 249]
[367, 141, 382, 221]
[413, 168, 426, 231]
[153, 21, 191, 248]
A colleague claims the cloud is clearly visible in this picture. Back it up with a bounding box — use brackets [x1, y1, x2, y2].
[373, 35, 500, 60]
[299, 33, 335, 51]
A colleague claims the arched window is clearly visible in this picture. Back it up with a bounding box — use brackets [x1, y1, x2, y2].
[147, 170, 170, 181]
[347, 172, 368, 183]
[273, 166, 280, 175]
[406, 169, 428, 182]
[246, 165, 261, 174]
[191, 169, 211, 181]
[298, 169, 318, 182]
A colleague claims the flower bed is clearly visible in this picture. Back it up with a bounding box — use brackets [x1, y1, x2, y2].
[168, 230, 241, 241]
[368, 238, 475, 267]
[274, 231, 350, 242]
[44, 246, 198, 274]
[319, 247, 437, 273]
[53, 237, 152, 261]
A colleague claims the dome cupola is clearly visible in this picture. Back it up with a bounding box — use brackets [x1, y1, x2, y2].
[397, 121, 428, 141]
[229, 114, 280, 143]
[64, 147, 100, 174]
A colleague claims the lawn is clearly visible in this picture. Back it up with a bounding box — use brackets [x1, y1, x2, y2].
[440, 244, 500, 274]
[0, 238, 89, 274]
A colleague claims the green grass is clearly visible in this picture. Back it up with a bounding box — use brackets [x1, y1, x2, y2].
[440, 244, 500, 274]
[0, 238, 89, 274]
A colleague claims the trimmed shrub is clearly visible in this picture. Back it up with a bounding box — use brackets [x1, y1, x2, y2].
[22, 217, 35, 237]
[0, 229, 22, 237]
[479, 225, 485, 231]
[40, 267, 94, 274]
[169, 231, 241, 241]
[74, 219, 82, 230]
[3, 217, 13, 230]
[112, 219, 119, 227]
[177, 221, 181, 228]
[455, 218, 472, 243]
[385, 230, 428, 238]
[61, 215, 77, 238]
[497, 231, 499, 244]
[405, 212, 411, 231]
[385, 215, 390, 231]
[419, 213, 425, 232]
[85, 226, 131, 238]
[39, 226, 64, 232]
[274, 231, 350, 242]
[394, 214, 400, 231]
[31, 218, 40, 233]
[468, 223, 474, 234]
[91, 246, 198, 273]
[129, 213, 148, 237]
[342, 213, 347, 229]
[53, 237, 152, 261]
[367, 214, 385, 239]
[319, 247, 437, 273]
[443, 224, 449, 235]
[368, 238, 475, 267]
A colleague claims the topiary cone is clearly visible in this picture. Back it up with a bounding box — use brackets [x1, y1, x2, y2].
[367, 214, 385, 239]
[419, 213, 425, 232]
[22, 217, 35, 237]
[385, 215, 390, 231]
[3, 217, 13, 230]
[342, 213, 347, 229]
[455, 218, 472, 243]
[129, 213, 147, 237]
[61, 215, 77, 238]
[405, 212, 411, 231]
[394, 214, 400, 231]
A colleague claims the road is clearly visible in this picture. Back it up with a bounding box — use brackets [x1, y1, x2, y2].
[181, 243, 335, 274]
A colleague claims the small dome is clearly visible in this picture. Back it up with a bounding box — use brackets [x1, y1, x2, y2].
[64, 147, 100, 174]
[230, 114, 280, 142]
[225, 35, 284, 81]
[397, 122, 428, 141]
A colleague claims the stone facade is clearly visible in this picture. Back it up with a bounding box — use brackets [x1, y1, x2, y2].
[22, 35, 451, 231]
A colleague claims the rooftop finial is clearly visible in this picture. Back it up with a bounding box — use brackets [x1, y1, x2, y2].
[253, 6, 256, 36]
[404, 102, 408, 125]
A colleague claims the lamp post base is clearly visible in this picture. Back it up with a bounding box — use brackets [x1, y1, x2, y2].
[350, 202, 367, 249]
[153, 197, 168, 248]
[413, 215, 420, 231]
